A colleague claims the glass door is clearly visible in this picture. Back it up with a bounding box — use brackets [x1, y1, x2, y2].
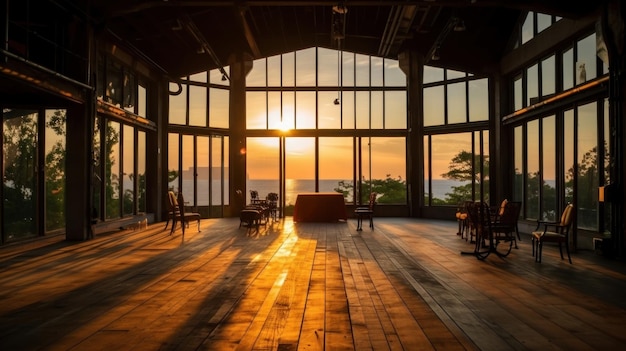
[3, 109, 39, 241]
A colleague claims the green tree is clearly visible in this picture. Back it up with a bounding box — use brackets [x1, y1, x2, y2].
[335, 174, 406, 204]
[439, 150, 489, 204]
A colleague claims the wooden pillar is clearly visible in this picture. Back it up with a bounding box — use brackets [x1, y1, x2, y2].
[399, 49, 424, 217]
[602, 0, 626, 258]
[228, 54, 253, 215]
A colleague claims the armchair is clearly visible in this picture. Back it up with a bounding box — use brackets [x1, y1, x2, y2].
[531, 204, 574, 263]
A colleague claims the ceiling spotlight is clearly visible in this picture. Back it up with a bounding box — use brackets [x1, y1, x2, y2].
[453, 19, 466, 32]
[432, 46, 441, 61]
[333, 98, 340, 105]
[197, 47, 205, 54]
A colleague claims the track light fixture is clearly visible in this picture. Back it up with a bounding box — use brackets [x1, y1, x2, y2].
[432, 46, 441, 61]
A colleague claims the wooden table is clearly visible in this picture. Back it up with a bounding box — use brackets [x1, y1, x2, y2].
[293, 192, 347, 222]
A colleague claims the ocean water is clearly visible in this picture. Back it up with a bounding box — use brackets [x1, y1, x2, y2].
[174, 178, 465, 206]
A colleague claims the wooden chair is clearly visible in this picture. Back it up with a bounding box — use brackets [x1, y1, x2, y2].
[456, 200, 473, 240]
[490, 201, 522, 255]
[168, 191, 201, 235]
[266, 192, 279, 220]
[236, 190, 263, 230]
[355, 192, 377, 231]
[532, 203, 574, 264]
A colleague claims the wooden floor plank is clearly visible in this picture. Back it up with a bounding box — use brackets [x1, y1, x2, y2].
[0, 217, 625, 350]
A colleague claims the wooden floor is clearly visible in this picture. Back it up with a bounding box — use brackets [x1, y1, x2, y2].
[1, 217, 625, 351]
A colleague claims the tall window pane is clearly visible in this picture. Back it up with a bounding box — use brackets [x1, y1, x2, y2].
[296, 91, 316, 129]
[371, 91, 383, 129]
[286, 138, 315, 207]
[541, 55, 556, 96]
[447, 82, 466, 124]
[385, 91, 407, 129]
[513, 126, 523, 203]
[563, 48, 574, 91]
[430, 133, 472, 205]
[169, 83, 187, 125]
[577, 33, 597, 84]
[122, 125, 135, 216]
[182, 135, 194, 205]
[577, 102, 598, 229]
[369, 137, 406, 204]
[469, 78, 488, 121]
[424, 86, 444, 126]
[209, 88, 229, 128]
[296, 48, 316, 86]
[527, 64, 539, 106]
[137, 131, 146, 213]
[542, 116, 557, 221]
[45, 109, 66, 232]
[246, 137, 279, 205]
[247, 91, 267, 129]
[168, 133, 179, 192]
[320, 137, 353, 202]
[526, 120, 540, 219]
[106, 121, 120, 219]
[318, 91, 341, 129]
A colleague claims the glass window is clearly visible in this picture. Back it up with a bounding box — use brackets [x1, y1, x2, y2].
[541, 55, 556, 96]
[447, 82, 466, 124]
[423, 66, 444, 84]
[267, 55, 281, 87]
[319, 137, 354, 202]
[371, 91, 384, 129]
[246, 137, 279, 205]
[355, 53, 370, 86]
[521, 12, 534, 45]
[285, 137, 315, 206]
[209, 87, 229, 129]
[513, 126, 523, 203]
[423, 86, 444, 126]
[169, 82, 187, 125]
[282, 52, 295, 86]
[447, 69, 465, 80]
[281, 91, 295, 130]
[189, 84, 207, 127]
[514, 75, 523, 111]
[341, 91, 355, 129]
[526, 120, 540, 220]
[248, 59, 266, 87]
[137, 131, 146, 213]
[197, 136, 210, 207]
[106, 121, 121, 219]
[384, 58, 405, 86]
[355, 91, 370, 129]
[527, 63, 539, 106]
[318, 91, 341, 129]
[577, 102, 598, 229]
[211, 136, 225, 211]
[318, 48, 339, 86]
[469, 78, 488, 121]
[45, 109, 66, 232]
[138, 83, 147, 118]
[296, 91, 316, 129]
[577, 33, 597, 84]
[542, 116, 557, 221]
[246, 91, 267, 129]
[168, 133, 179, 192]
[385, 91, 407, 129]
[429, 133, 472, 205]
[537, 13, 552, 33]
[342, 51, 355, 87]
[368, 137, 406, 204]
[122, 125, 135, 216]
[562, 48, 574, 91]
[296, 48, 316, 86]
[267, 91, 282, 129]
[564, 109, 574, 204]
[182, 135, 195, 205]
[371, 56, 383, 86]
